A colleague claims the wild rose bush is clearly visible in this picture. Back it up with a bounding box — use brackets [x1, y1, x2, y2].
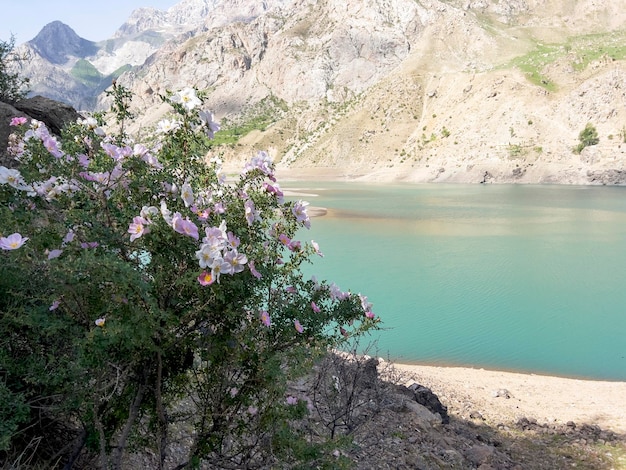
[0, 87, 378, 469]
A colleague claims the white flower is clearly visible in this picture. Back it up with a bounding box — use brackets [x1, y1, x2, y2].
[0, 166, 26, 189]
[171, 88, 201, 111]
[181, 182, 194, 207]
[156, 119, 181, 134]
[198, 110, 220, 138]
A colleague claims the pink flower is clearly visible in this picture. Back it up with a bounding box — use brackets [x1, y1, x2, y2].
[10, 116, 27, 126]
[311, 240, 324, 257]
[172, 214, 199, 240]
[227, 232, 240, 249]
[244, 199, 260, 226]
[0, 233, 28, 250]
[62, 230, 75, 245]
[311, 301, 321, 313]
[365, 311, 375, 319]
[80, 242, 99, 249]
[95, 317, 106, 327]
[340, 327, 349, 338]
[197, 271, 214, 286]
[249, 260, 262, 279]
[260, 310, 271, 327]
[128, 216, 149, 241]
[248, 406, 258, 416]
[47, 249, 63, 260]
[292, 200, 310, 229]
[199, 110, 220, 138]
[213, 202, 225, 214]
[49, 300, 60, 311]
[229, 387, 239, 397]
[223, 250, 248, 274]
[294, 319, 304, 333]
[278, 234, 291, 246]
[286, 396, 298, 405]
[286, 286, 297, 294]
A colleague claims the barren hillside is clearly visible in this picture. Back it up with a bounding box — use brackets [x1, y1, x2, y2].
[112, 0, 626, 183]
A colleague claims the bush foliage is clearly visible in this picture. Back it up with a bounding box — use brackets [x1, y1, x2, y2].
[0, 85, 378, 469]
[0, 35, 29, 103]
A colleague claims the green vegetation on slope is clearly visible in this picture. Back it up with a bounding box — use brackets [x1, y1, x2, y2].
[71, 59, 103, 87]
[503, 30, 626, 91]
[209, 94, 289, 147]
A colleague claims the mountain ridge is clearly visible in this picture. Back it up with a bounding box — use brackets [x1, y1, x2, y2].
[12, 0, 626, 183]
[103, 0, 626, 184]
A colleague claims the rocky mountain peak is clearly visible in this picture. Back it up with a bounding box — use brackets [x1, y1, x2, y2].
[114, 8, 168, 38]
[167, 0, 218, 26]
[114, 0, 218, 38]
[29, 21, 98, 65]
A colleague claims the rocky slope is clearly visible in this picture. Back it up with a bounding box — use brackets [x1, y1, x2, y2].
[13, 0, 219, 110]
[107, 0, 626, 184]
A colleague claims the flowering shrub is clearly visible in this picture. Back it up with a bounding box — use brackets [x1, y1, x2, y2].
[0, 86, 378, 468]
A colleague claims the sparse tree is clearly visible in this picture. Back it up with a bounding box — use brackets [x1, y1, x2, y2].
[0, 35, 30, 103]
[574, 122, 599, 154]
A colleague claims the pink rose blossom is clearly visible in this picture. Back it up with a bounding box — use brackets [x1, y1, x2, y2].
[47, 249, 63, 260]
[10, 116, 27, 126]
[249, 260, 262, 279]
[197, 271, 214, 286]
[260, 310, 271, 327]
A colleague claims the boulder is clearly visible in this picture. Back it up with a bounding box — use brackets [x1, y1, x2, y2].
[0, 101, 28, 166]
[409, 383, 450, 424]
[0, 96, 81, 166]
[13, 96, 81, 135]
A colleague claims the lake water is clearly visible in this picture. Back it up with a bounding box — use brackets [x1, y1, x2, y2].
[288, 182, 626, 381]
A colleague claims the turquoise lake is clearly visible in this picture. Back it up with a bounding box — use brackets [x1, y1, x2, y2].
[287, 182, 626, 381]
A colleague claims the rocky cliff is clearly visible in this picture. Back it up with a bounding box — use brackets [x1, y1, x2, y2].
[13, 0, 626, 184]
[103, 0, 626, 184]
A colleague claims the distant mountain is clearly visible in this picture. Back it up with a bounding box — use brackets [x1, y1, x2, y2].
[16, 0, 218, 110]
[13, 0, 626, 185]
[29, 21, 99, 65]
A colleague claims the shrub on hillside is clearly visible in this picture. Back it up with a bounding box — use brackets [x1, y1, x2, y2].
[574, 122, 599, 154]
[0, 85, 379, 469]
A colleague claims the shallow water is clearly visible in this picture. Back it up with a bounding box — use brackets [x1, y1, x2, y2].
[288, 182, 626, 381]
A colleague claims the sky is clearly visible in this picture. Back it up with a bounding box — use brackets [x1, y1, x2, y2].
[1, 0, 179, 44]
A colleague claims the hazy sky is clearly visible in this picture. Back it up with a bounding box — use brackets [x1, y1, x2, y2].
[1, 0, 179, 44]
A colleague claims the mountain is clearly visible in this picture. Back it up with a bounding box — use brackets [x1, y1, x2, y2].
[14, 0, 218, 110]
[29, 21, 99, 65]
[105, 0, 626, 184]
[14, 0, 626, 184]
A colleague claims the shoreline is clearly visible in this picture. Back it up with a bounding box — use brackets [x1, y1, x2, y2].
[386, 361, 626, 434]
[281, 168, 626, 435]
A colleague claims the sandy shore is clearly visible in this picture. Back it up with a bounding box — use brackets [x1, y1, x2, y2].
[387, 362, 626, 434]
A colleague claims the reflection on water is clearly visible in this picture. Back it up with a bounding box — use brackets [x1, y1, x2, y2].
[287, 182, 626, 381]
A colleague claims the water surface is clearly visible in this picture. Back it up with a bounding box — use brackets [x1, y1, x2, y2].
[289, 183, 626, 381]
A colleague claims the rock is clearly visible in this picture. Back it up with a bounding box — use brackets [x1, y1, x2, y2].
[464, 444, 496, 465]
[0, 101, 29, 166]
[492, 388, 512, 398]
[409, 383, 449, 424]
[403, 399, 442, 425]
[1, 96, 81, 167]
[470, 410, 485, 420]
[13, 96, 81, 135]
